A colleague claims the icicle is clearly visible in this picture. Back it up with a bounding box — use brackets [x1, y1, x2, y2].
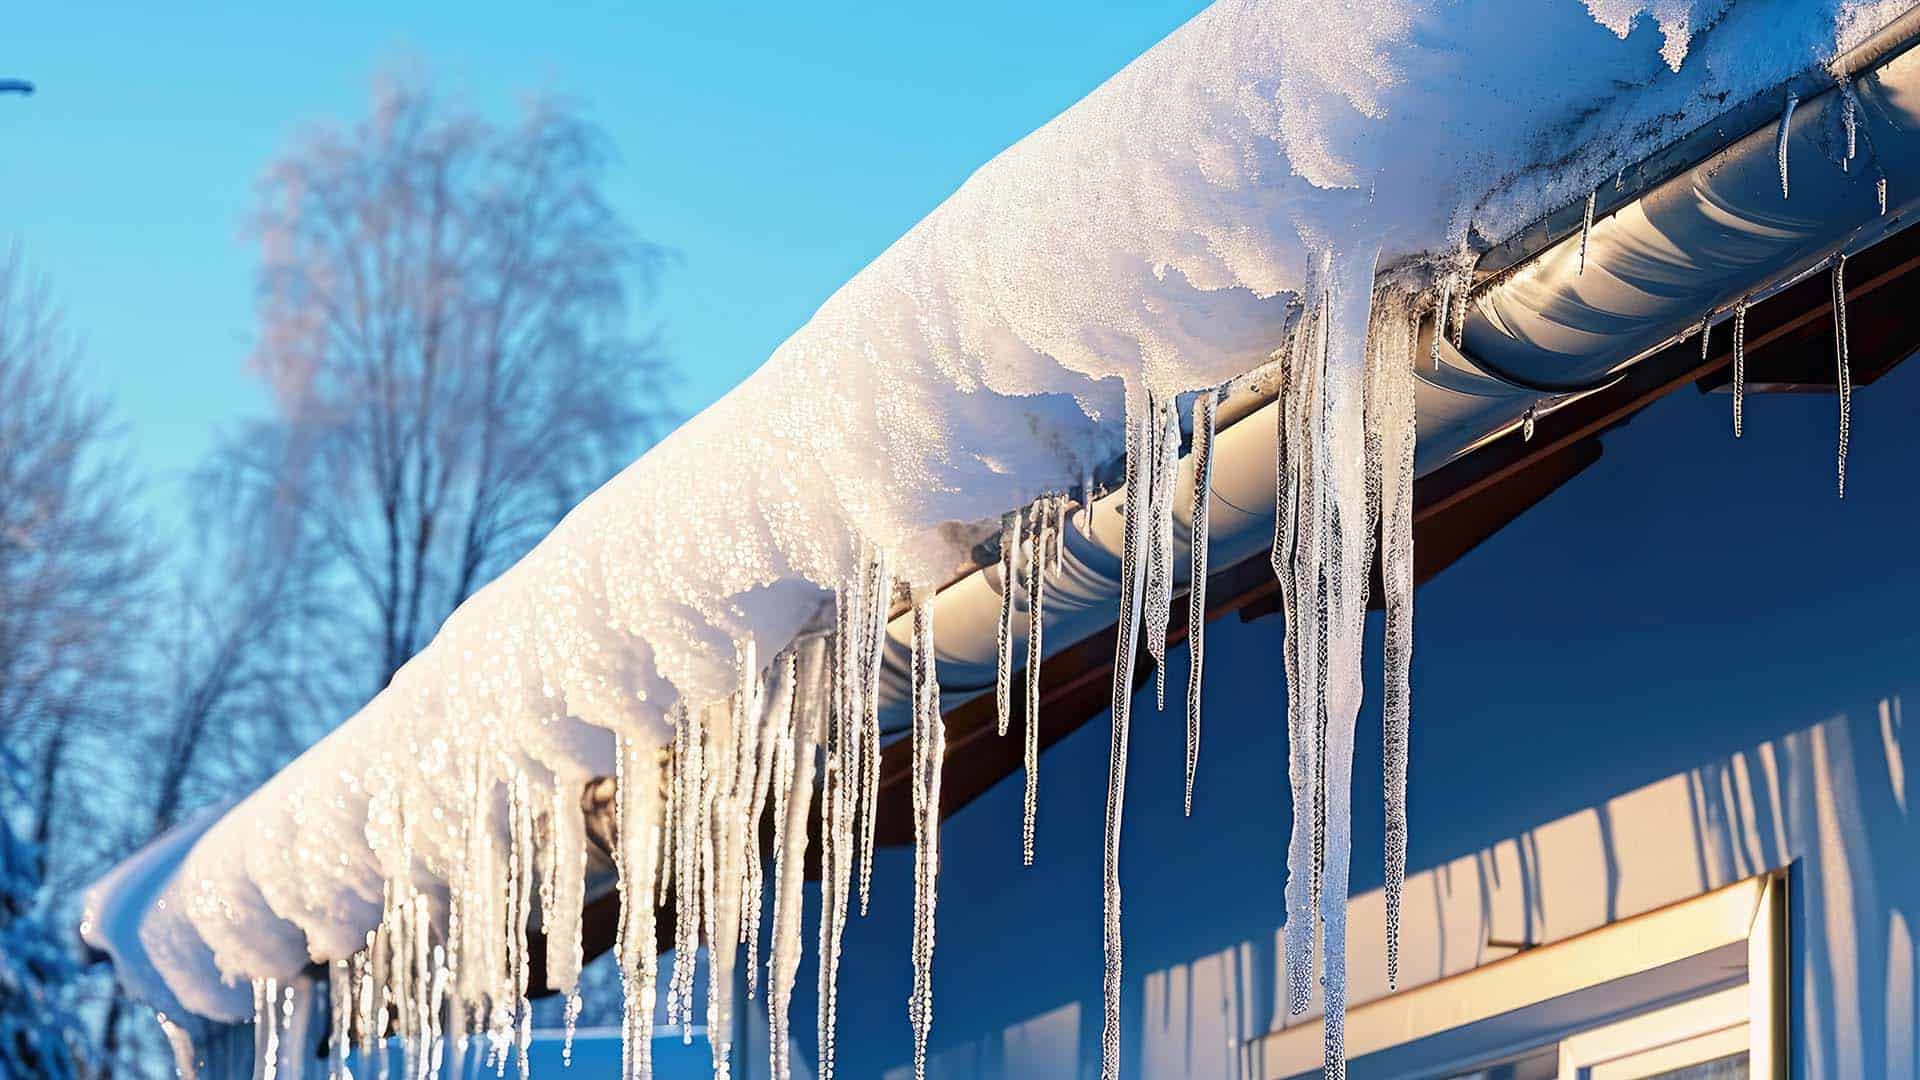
[857, 547, 892, 918]
[745, 649, 795, 998]
[254, 977, 281, 1080]
[1101, 391, 1153, 1080]
[1275, 291, 1322, 1021]
[1879, 176, 1889, 215]
[1521, 404, 1536, 442]
[1449, 261, 1469, 349]
[156, 1012, 199, 1080]
[1842, 75, 1859, 169]
[1144, 399, 1180, 709]
[328, 959, 351, 1080]
[1733, 298, 1748, 438]
[1376, 304, 1418, 994]
[545, 782, 587, 1011]
[1427, 280, 1449, 371]
[817, 585, 864, 1080]
[1184, 387, 1218, 818]
[1079, 467, 1095, 539]
[1777, 91, 1798, 199]
[665, 704, 701, 1038]
[995, 509, 1020, 737]
[1023, 500, 1047, 866]
[1615, 166, 1624, 191]
[769, 641, 824, 1080]
[613, 733, 664, 1080]
[704, 646, 760, 1080]
[1833, 254, 1852, 498]
[1578, 187, 1596, 274]
[907, 596, 945, 1080]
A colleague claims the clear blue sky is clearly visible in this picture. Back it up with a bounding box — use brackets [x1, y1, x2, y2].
[3, 1, 1205, 517]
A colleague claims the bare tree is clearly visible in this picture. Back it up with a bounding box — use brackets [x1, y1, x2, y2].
[0, 248, 150, 882]
[244, 72, 674, 694]
[0, 250, 156, 1080]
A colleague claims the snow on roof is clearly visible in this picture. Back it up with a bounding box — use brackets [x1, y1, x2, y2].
[90, 2, 1912, 1076]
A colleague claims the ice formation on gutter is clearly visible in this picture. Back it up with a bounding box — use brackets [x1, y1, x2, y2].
[85, 2, 1914, 1079]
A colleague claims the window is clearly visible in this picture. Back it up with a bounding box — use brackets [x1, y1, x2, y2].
[1249, 871, 1786, 1080]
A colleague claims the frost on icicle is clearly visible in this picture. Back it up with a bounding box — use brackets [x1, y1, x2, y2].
[1101, 391, 1152, 1080]
[1733, 298, 1749, 438]
[1144, 400, 1180, 710]
[1370, 304, 1418, 993]
[1879, 176, 1889, 215]
[613, 733, 664, 1080]
[996, 509, 1020, 737]
[768, 642, 824, 1080]
[1023, 500, 1048, 866]
[1777, 91, 1798, 199]
[1578, 187, 1596, 274]
[1184, 388, 1218, 818]
[908, 596, 945, 1080]
[1833, 254, 1852, 498]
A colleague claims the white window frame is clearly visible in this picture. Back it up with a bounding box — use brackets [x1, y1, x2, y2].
[1250, 870, 1788, 1080]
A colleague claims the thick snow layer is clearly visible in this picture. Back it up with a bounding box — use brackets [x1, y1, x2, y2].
[94, 0, 1909, 1066]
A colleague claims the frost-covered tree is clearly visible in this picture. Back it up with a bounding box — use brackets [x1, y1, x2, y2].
[0, 760, 86, 1080]
[239, 70, 675, 694]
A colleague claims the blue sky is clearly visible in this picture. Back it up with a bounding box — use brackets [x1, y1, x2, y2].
[4, 2, 1205, 519]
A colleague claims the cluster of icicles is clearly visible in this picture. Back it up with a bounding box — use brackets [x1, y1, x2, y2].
[230, 289, 1425, 1080]
[1567, 78, 1871, 496]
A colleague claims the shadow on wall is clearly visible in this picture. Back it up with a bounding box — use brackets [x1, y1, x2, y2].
[887, 697, 1917, 1079]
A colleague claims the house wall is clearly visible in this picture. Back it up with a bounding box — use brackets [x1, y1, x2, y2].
[797, 356, 1920, 1080]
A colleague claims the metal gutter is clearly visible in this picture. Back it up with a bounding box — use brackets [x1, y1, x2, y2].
[871, 5, 1920, 752]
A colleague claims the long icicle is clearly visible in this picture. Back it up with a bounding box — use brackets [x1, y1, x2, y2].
[1277, 290, 1322, 1019]
[1023, 500, 1047, 866]
[1101, 390, 1152, 1080]
[769, 642, 823, 1080]
[1733, 298, 1748, 439]
[908, 596, 944, 1080]
[1833, 253, 1852, 498]
[1377, 304, 1418, 992]
[614, 734, 663, 1080]
[995, 510, 1020, 737]
[858, 547, 891, 917]
[1184, 388, 1218, 817]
